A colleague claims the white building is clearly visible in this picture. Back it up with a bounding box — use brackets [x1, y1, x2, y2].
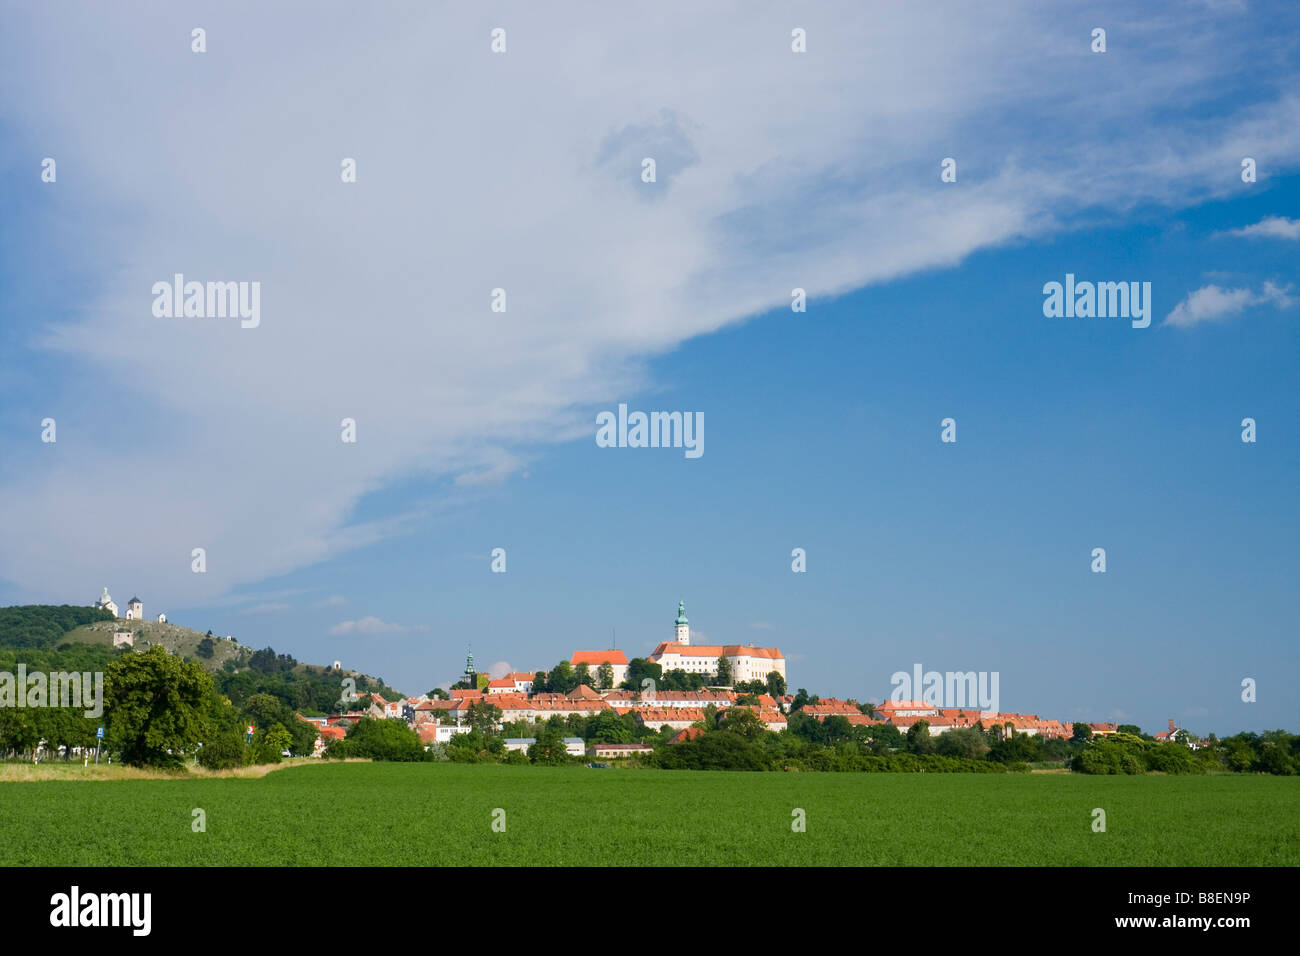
[647, 602, 786, 685]
[125, 596, 143, 620]
[112, 631, 134, 647]
[569, 651, 629, 688]
[94, 587, 119, 618]
[157, 612, 167, 623]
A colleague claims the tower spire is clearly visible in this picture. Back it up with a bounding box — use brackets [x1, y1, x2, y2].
[674, 600, 690, 645]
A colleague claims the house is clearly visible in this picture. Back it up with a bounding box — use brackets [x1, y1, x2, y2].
[503, 737, 585, 756]
[112, 631, 134, 648]
[125, 597, 143, 620]
[801, 699, 863, 719]
[592, 743, 654, 758]
[636, 707, 707, 731]
[1154, 718, 1195, 747]
[1087, 722, 1119, 737]
[486, 677, 517, 695]
[570, 650, 629, 688]
[505, 672, 536, 694]
[420, 723, 471, 745]
[156, 612, 167, 623]
[875, 699, 940, 718]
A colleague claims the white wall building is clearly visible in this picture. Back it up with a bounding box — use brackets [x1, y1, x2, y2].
[94, 587, 118, 618]
[646, 602, 787, 685]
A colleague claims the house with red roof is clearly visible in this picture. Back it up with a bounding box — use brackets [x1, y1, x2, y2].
[570, 650, 629, 688]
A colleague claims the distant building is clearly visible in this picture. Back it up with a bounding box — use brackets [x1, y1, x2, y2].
[125, 597, 143, 620]
[157, 612, 167, 623]
[570, 650, 629, 688]
[94, 587, 119, 618]
[592, 743, 653, 758]
[647, 602, 786, 685]
[112, 631, 134, 648]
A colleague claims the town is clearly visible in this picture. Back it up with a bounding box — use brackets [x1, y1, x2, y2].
[301, 600, 1150, 760]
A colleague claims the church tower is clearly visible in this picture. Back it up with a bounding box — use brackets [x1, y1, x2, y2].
[674, 600, 690, 645]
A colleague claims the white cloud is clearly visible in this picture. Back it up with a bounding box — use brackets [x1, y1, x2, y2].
[328, 617, 427, 637]
[1222, 216, 1300, 240]
[314, 595, 347, 608]
[240, 602, 291, 615]
[1164, 281, 1294, 327]
[487, 661, 512, 679]
[1, 3, 1298, 603]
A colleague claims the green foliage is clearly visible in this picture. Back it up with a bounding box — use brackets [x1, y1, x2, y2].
[0, 605, 115, 650]
[715, 655, 732, 687]
[197, 729, 246, 770]
[527, 723, 571, 765]
[621, 658, 661, 690]
[195, 637, 216, 659]
[103, 647, 217, 768]
[2, 765, 1297, 866]
[328, 717, 427, 762]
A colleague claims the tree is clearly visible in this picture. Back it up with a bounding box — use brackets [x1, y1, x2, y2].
[548, 661, 577, 695]
[1117, 723, 1143, 737]
[532, 671, 549, 694]
[527, 723, 570, 765]
[466, 700, 503, 736]
[332, 717, 426, 761]
[935, 727, 990, 760]
[104, 646, 216, 768]
[715, 655, 732, 687]
[586, 710, 632, 744]
[906, 720, 935, 755]
[596, 662, 614, 691]
[195, 636, 216, 659]
[1071, 722, 1093, 742]
[765, 671, 786, 698]
[721, 706, 763, 741]
[573, 663, 593, 689]
[622, 658, 661, 691]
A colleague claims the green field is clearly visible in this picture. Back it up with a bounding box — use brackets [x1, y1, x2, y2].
[1, 763, 1296, 866]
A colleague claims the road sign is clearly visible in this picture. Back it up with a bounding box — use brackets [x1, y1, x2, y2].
[96, 726, 104, 739]
[247, 725, 255, 736]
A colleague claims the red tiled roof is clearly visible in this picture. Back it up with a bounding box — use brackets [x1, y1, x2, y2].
[571, 650, 629, 666]
[649, 642, 784, 660]
[667, 727, 706, 745]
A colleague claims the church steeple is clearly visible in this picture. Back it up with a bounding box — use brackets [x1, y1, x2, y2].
[674, 600, 690, 645]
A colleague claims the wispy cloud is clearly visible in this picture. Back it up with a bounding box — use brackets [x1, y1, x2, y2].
[2, 3, 1298, 603]
[328, 617, 429, 637]
[240, 602, 291, 615]
[1220, 215, 1300, 240]
[1164, 281, 1294, 327]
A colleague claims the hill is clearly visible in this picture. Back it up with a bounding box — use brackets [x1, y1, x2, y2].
[64, 617, 249, 669]
[0, 605, 406, 712]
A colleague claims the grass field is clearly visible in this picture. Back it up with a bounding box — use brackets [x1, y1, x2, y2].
[1, 763, 1295, 866]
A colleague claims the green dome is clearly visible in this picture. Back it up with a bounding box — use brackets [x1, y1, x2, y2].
[675, 600, 688, 626]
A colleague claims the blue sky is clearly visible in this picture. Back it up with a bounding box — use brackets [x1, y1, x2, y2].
[1, 2, 1297, 734]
